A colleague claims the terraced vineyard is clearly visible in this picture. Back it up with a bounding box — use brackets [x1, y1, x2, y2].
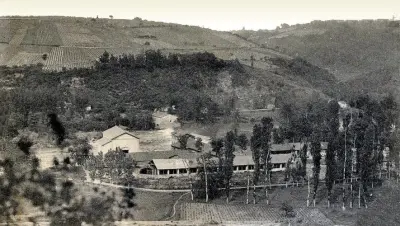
[56, 22, 104, 47]
[21, 20, 62, 46]
[7, 52, 45, 66]
[0, 17, 290, 71]
[44, 47, 93, 71]
[0, 19, 12, 43]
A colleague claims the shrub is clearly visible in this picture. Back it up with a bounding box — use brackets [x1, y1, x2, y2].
[281, 201, 295, 218]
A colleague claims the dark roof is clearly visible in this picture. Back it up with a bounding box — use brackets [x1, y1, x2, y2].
[171, 135, 212, 151]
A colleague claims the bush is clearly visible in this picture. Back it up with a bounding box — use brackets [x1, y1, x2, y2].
[281, 201, 295, 218]
[129, 111, 155, 130]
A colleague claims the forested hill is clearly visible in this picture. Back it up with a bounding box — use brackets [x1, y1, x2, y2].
[233, 19, 400, 100]
[0, 51, 338, 136]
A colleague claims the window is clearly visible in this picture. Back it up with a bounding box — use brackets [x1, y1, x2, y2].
[159, 170, 168, 175]
[190, 168, 197, 174]
[238, 165, 246, 171]
[273, 164, 280, 168]
[122, 149, 129, 154]
[179, 169, 187, 174]
[234, 166, 239, 171]
[169, 169, 177, 174]
[248, 165, 254, 170]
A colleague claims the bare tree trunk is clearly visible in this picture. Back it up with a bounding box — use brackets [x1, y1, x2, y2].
[313, 192, 316, 207]
[253, 183, 256, 204]
[246, 173, 250, 204]
[226, 179, 230, 204]
[343, 131, 347, 211]
[202, 156, 208, 203]
[350, 182, 353, 208]
[363, 188, 368, 209]
[269, 172, 272, 189]
[307, 175, 310, 207]
[328, 193, 331, 208]
[190, 183, 194, 200]
[350, 160, 354, 208]
[358, 185, 361, 209]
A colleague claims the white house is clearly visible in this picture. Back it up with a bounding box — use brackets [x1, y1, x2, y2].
[91, 126, 140, 155]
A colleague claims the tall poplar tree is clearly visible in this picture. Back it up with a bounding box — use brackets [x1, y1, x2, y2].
[224, 131, 235, 203]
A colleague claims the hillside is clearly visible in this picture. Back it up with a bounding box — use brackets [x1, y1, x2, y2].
[0, 16, 343, 140]
[0, 16, 340, 105]
[0, 16, 287, 72]
[234, 19, 400, 100]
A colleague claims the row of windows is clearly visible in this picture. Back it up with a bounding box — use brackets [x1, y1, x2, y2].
[158, 164, 287, 175]
[159, 168, 198, 175]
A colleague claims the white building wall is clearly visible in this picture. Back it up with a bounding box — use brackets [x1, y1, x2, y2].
[93, 134, 140, 155]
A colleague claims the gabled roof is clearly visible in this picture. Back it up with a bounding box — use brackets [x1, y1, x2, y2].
[151, 158, 198, 170]
[93, 126, 139, 146]
[94, 137, 112, 146]
[102, 125, 139, 139]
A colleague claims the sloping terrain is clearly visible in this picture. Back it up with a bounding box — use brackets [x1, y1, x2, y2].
[0, 16, 291, 72]
[234, 19, 400, 100]
[0, 16, 340, 112]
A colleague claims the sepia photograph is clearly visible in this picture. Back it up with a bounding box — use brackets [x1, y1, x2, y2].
[0, 0, 400, 225]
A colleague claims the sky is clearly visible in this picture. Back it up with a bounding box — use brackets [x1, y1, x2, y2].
[0, 0, 399, 31]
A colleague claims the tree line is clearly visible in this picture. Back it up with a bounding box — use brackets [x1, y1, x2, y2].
[95, 50, 226, 72]
[194, 94, 399, 208]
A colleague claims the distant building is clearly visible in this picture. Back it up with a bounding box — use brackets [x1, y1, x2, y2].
[91, 126, 140, 155]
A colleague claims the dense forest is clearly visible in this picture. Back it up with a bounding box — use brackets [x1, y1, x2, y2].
[0, 51, 247, 137]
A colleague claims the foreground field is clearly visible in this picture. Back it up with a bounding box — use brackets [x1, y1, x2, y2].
[181, 180, 392, 226]
[179, 203, 334, 226]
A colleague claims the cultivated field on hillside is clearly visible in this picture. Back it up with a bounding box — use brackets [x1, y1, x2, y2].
[0, 20, 12, 43]
[7, 52, 45, 66]
[0, 17, 291, 71]
[56, 22, 104, 47]
[21, 20, 62, 46]
[179, 202, 335, 225]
